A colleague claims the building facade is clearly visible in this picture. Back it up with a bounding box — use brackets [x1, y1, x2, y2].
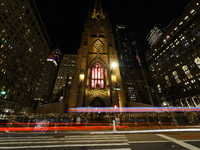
[66, 0, 126, 109]
[115, 24, 139, 104]
[0, 0, 51, 113]
[145, 0, 200, 107]
[32, 50, 57, 110]
[52, 54, 77, 103]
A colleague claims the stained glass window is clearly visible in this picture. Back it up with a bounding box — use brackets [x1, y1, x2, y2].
[92, 68, 95, 78]
[91, 63, 104, 88]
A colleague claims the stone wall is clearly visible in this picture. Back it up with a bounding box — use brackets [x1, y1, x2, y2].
[36, 102, 67, 113]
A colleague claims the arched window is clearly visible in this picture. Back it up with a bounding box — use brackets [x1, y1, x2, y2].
[165, 75, 171, 87]
[194, 57, 200, 69]
[99, 27, 105, 37]
[182, 65, 193, 79]
[91, 26, 97, 37]
[157, 84, 161, 93]
[91, 63, 104, 88]
[172, 71, 181, 83]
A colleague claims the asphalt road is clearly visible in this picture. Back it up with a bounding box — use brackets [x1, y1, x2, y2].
[0, 131, 200, 150]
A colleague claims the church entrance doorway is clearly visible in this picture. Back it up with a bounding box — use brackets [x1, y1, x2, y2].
[90, 97, 105, 107]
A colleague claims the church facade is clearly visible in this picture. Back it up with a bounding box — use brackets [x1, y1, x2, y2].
[67, 0, 126, 109]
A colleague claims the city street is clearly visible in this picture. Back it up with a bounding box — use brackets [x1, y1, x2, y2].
[0, 131, 200, 150]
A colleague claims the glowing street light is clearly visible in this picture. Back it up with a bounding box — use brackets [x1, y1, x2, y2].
[111, 62, 117, 68]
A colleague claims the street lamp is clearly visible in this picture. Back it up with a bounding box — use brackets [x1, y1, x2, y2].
[111, 62, 117, 68]
[77, 82, 82, 107]
[110, 62, 120, 106]
[79, 73, 85, 81]
[110, 62, 117, 82]
[77, 73, 84, 107]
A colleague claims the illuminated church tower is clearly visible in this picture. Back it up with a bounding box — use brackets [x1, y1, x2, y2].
[67, 0, 126, 108]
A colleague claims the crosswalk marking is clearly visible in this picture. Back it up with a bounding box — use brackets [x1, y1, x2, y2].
[0, 134, 129, 149]
[0, 143, 130, 149]
[0, 135, 128, 142]
[0, 139, 128, 144]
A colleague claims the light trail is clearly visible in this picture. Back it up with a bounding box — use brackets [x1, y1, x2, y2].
[69, 107, 200, 113]
[0, 125, 128, 132]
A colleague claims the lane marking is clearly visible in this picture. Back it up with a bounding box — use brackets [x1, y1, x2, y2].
[0, 143, 129, 149]
[183, 140, 200, 142]
[129, 140, 170, 143]
[156, 134, 200, 150]
[65, 135, 126, 137]
[90, 148, 131, 150]
[91, 132, 105, 134]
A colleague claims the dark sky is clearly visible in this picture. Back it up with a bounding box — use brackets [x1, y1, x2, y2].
[34, 0, 190, 56]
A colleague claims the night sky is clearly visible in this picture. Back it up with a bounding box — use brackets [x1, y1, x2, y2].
[34, 0, 190, 57]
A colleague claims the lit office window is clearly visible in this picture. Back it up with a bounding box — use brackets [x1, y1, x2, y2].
[165, 76, 171, 87]
[184, 16, 189, 20]
[182, 65, 193, 79]
[91, 63, 104, 88]
[181, 37, 190, 48]
[157, 84, 161, 93]
[173, 71, 181, 83]
[190, 9, 195, 14]
[194, 57, 200, 69]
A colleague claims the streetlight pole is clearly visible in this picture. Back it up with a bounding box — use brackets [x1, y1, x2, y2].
[77, 81, 82, 107]
[110, 62, 119, 107]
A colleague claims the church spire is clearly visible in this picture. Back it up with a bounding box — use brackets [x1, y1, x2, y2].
[91, 0, 105, 20]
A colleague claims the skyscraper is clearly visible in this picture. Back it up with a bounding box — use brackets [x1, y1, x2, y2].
[145, 0, 200, 107]
[0, 0, 51, 113]
[115, 24, 138, 103]
[32, 50, 57, 110]
[52, 54, 77, 102]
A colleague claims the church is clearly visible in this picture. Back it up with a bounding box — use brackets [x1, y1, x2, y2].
[66, 0, 126, 109]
